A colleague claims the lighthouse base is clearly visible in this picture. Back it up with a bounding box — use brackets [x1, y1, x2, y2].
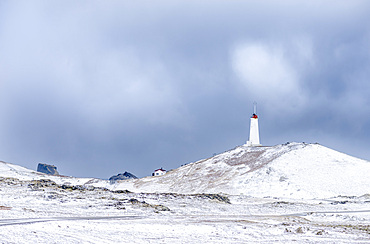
[246, 141, 262, 147]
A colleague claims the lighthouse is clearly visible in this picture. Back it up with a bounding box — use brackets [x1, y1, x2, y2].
[246, 103, 261, 147]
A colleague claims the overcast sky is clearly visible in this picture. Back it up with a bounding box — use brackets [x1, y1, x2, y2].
[0, 0, 369, 178]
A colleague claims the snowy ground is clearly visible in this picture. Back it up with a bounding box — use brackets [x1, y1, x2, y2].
[109, 143, 370, 199]
[1, 177, 369, 243]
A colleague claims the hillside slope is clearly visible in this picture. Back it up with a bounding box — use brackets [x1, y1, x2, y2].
[0, 161, 98, 186]
[1, 142, 369, 199]
[114, 143, 370, 198]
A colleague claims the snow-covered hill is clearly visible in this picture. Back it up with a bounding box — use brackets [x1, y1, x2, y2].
[0, 160, 100, 186]
[1, 142, 369, 199]
[113, 142, 370, 199]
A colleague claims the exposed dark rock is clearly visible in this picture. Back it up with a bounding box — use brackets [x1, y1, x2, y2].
[0, 177, 22, 185]
[37, 163, 59, 175]
[331, 200, 348, 205]
[109, 171, 137, 183]
[296, 227, 305, 233]
[28, 179, 58, 189]
[193, 194, 231, 204]
[60, 184, 108, 192]
[107, 201, 126, 210]
[129, 198, 144, 205]
[153, 204, 170, 211]
[112, 189, 132, 194]
[128, 198, 170, 211]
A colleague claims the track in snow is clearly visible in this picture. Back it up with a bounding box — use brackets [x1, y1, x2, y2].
[0, 215, 145, 227]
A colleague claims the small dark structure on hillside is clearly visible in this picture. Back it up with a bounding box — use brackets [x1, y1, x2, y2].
[109, 171, 138, 183]
[37, 163, 59, 175]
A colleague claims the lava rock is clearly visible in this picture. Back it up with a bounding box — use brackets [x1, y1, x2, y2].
[37, 163, 59, 175]
[109, 171, 137, 183]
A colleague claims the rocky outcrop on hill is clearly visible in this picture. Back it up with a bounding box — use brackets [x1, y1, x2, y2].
[109, 171, 137, 183]
[37, 163, 59, 175]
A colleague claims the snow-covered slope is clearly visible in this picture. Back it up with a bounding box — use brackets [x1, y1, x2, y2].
[1, 143, 369, 199]
[0, 161, 40, 180]
[113, 143, 370, 199]
[0, 161, 102, 186]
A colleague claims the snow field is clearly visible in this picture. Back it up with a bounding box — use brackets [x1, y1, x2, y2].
[1, 177, 370, 243]
[1, 142, 370, 243]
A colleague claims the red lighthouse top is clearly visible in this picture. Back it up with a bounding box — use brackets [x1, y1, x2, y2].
[252, 113, 258, 119]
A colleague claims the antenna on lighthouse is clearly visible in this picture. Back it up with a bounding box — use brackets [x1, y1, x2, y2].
[253, 102, 257, 115]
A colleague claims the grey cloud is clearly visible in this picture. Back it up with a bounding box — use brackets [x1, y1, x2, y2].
[0, 1, 370, 178]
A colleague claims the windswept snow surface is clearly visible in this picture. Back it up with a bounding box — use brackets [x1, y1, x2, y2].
[0, 176, 369, 243]
[0, 143, 370, 243]
[114, 143, 370, 199]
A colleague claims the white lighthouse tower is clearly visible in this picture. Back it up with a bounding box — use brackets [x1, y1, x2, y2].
[246, 102, 261, 147]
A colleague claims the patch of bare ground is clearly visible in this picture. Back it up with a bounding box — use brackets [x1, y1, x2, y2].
[224, 144, 305, 173]
[225, 149, 286, 173]
[128, 198, 170, 212]
[322, 224, 370, 235]
[0, 206, 12, 210]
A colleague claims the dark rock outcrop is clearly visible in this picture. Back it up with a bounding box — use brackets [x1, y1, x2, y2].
[109, 171, 137, 183]
[37, 163, 59, 175]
